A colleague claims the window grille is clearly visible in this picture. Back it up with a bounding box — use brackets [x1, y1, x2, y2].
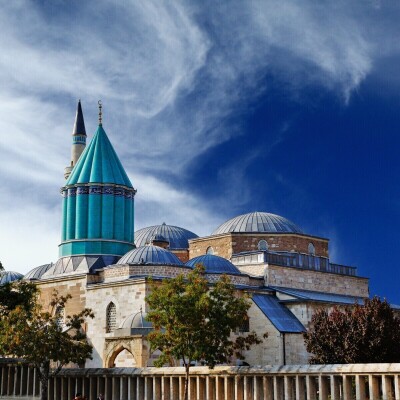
[238, 318, 250, 333]
[55, 306, 64, 328]
[106, 302, 117, 333]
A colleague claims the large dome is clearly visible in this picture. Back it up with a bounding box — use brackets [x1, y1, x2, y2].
[186, 254, 241, 275]
[117, 245, 183, 266]
[212, 212, 303, 235]
[135, 223, 198, 250]
[0, 271, 24, 285]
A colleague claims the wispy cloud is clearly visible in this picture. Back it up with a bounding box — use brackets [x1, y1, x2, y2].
[1, 0, 400, 272]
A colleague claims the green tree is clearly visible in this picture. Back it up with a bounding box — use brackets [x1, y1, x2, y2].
[304, 296, 400, 364]
[0, 261, 4, 271]
[0, 280, 38, 314]
[146, 265, 264, 400]
[0, 290, 94, 400]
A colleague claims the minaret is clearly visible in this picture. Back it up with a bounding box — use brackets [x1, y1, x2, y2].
[64, 100, 87, 180]
[60, 101, 136, 262]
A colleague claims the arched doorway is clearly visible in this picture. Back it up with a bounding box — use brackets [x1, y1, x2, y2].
[109, 346, 137, 368]
[103, 337, 149, 368]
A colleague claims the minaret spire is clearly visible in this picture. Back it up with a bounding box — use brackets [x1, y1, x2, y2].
[98, 100, 102, 126]
[64, 100, 87, 180]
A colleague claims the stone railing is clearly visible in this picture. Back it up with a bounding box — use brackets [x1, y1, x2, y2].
[1, 362, 400, 399]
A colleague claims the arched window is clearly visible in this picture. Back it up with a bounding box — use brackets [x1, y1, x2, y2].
[308, 243, 315, 255]
[106, 302, 117, 333]
[206, 246, 214, 255]
[55, 306, 64, 328]
[258, 240, 268, 251]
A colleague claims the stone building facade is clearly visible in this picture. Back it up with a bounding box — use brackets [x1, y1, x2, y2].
[16, 101, 375, 369]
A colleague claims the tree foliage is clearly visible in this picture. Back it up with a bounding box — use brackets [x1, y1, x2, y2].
[0, 280, 38, 315]
[0, 261, 3, 271]
[304, 297, 400, 364]
[0, 289, 94, 400]
[146, 265, 264, 400]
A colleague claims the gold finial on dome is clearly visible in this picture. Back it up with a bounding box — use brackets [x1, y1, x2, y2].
[98, 100, 103, 126]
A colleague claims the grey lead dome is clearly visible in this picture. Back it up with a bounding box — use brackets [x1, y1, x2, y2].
[212, 211, 303, 235]
[117, 245, 183, 266]
[135, 223, 198, 250]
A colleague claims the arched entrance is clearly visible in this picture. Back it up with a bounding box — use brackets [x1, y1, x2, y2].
[108, 346, 136, 368]
[103, 337, 149, 368]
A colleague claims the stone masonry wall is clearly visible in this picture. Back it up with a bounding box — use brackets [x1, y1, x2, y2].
[266, 264, 369, 297]
[243, 301, 283, 365]
[85, 281, 148, 368]
[37, 275, 87, 318]
[189, 233, 329, 260]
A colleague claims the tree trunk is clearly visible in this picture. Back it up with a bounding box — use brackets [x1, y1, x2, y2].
[40, 379, 48, 400]
[184, 364, 190, 400]
[39, 361, 50, 400]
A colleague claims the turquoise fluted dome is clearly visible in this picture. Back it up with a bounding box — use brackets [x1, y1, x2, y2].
[59, 124, 136, 259]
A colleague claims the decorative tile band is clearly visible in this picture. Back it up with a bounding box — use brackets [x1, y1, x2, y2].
[62, 185, 136, 198]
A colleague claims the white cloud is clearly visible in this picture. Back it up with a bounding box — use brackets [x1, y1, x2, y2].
[1, 0, 399, 272]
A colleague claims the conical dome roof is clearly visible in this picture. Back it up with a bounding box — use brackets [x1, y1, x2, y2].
[65, 125, 132, 187]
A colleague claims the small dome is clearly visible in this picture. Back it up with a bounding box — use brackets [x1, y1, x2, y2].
[119, 310, 152, 330]
[212, 212, 302, 235]
[24, 263, 54, 280]
[0, 271, 24, 285]
[186, 254, 241, 275]
[117, 245, 183, 266]
[135, 224, 198, 250]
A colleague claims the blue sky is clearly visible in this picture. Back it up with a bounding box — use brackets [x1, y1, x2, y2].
[1, 1, 400, 303]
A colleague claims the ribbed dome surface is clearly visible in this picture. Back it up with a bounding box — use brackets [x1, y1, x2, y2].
[0, 271, 24, 285]
[186, 254, 241, 275]
[24, 263, 53, 280]
[119, 311, 152, 329]
[65, 125, 132, 187]
[118, 245, 183, 266]
[212, 212, 302, 235]
[135, 224, 198, 250]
